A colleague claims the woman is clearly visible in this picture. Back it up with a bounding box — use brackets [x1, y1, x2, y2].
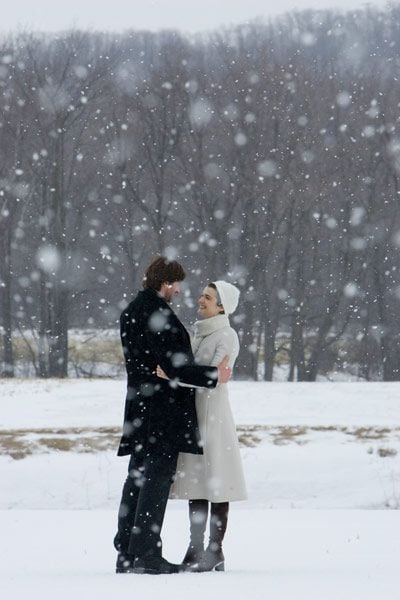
[157, 280, 247, 572]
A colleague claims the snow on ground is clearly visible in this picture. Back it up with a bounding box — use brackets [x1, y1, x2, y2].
[1, 379, 400, 428]
[0, 379, 399, 510]
[1, 379, 400, 509]
[1, 379, 399, 599]
[1, 425, 400, 510]
[1, 509, 398, 600]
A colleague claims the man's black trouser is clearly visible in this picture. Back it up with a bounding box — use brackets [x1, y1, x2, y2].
[114, 449, 178, 559]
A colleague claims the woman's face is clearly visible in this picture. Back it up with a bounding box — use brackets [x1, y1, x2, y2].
[197, 286, 224, 319]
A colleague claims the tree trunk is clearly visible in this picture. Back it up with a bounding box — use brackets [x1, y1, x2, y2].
[263, 320, 276, 381]
[1, 226, 14, 377]
[236, 302, 258, 379]
[373, 248, 400, 381]
[47, 144, 69, 378]
[381, 334, 400, 381]
[48, 284, 69, 378]
[290, 314, 307, 380]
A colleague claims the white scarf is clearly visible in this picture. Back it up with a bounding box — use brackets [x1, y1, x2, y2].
[192, 314, 230, 355]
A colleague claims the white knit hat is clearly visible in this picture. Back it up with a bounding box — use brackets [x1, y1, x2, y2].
[213, 280, 240, 315]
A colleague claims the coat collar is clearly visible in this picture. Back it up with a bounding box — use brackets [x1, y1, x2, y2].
[141, 287, 169, 307]
[194, 314, 230, 338]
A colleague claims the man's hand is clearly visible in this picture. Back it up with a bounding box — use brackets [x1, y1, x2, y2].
[217, 355, 232, 384]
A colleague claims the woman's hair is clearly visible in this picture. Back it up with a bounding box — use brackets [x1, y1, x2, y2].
[208, 282, 225, 314]
[143, 256, 186, 291]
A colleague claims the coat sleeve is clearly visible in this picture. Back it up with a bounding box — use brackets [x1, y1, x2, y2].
[210, 328, 240, 369]
[144, 310, 218, 388]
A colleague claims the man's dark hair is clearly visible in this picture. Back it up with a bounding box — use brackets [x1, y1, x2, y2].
[143, 256, 186, 291]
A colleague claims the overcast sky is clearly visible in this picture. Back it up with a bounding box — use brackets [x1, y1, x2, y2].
[0, 0, 394, 34]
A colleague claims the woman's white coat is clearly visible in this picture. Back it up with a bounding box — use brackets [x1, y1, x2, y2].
[170, 314, 247, 502]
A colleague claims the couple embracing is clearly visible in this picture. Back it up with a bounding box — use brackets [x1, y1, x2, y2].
[114, 256, 247, 574]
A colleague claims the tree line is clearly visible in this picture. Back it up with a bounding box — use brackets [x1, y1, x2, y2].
[1, 5, 400, 380]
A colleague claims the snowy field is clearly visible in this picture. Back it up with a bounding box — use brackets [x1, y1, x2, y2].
[1, 379, 399, 599]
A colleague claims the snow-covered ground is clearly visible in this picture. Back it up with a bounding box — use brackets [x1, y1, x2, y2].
[2, 509, 398, 600]
[1, 379, 399, 509]
[2, 379, 400, 428]
[1, 379, 399, 599]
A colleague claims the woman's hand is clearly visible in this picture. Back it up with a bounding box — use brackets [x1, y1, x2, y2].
[156, 365, 169, 380]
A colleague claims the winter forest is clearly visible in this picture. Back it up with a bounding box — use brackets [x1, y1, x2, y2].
[2, 4, 400, 381]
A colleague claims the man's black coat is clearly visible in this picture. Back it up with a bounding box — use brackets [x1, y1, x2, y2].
[117, 287, 218, 458]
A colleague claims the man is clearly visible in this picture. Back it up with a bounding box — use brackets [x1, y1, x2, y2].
[114, 256, 232, 575]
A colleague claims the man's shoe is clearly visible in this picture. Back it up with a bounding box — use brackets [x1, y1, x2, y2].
[133, 556, 184, 575]
[116, 552, 135, 573]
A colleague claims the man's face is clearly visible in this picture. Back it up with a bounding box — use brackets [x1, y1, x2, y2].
[161, 281, 181, 303]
